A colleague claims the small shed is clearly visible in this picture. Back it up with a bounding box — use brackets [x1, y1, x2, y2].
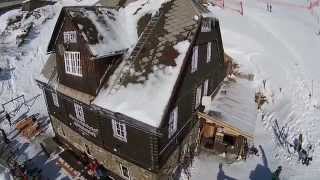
[198, 112, 253, 160]
[199, 77, 257, 160]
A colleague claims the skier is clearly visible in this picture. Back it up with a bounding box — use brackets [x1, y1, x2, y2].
[263, 80, 266, 89]
[272, 166, 282, 180]
[270, 3, 272, 12]
[0, 128, 10, 144]
[293, 138, 300, 152]
[249, 145, 259, 156]
[266, 3, 270, 12]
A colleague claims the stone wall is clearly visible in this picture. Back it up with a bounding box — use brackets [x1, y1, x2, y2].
[158, 121, 200, 180]
[51, 115, 156, 180]
[51, 115, 200, 180]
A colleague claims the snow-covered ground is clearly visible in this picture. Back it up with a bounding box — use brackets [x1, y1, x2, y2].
[183, 0, 320, 180]
[0, 0, 100, 179]
[1, 0, 320, 179]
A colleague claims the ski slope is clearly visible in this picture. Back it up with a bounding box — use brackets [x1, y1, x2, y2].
[183, 0, 320, 179]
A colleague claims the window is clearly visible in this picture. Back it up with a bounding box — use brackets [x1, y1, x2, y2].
[191, 46, 198, 73]
[52, 92, 59, 107]
[74, 103, 85, 122]
[120, 164, 130, 179]
[206, 42, 212, 63]
[64, 51, 82, 77]
[195, 85, 202, 108]
[201, 20, 211, 32]
[168, 106, 178, 138]
[64, 31, 77, 43]
[112, 119, 127, 142]
[203, 79, 209, 96]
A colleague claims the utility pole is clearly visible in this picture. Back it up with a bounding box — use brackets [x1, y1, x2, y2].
[312, 80, 314, 98]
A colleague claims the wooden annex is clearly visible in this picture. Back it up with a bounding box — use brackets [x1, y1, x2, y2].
[198, 111, 253, 160]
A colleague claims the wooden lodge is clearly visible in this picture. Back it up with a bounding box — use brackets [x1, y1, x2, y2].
[36, 0, 228, 179]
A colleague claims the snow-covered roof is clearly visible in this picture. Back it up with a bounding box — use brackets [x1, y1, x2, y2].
[93, 0, 199, 127]
[205, 78, 257, 136]
[41, 0, 200, 128]
[65, 6, 128, 58]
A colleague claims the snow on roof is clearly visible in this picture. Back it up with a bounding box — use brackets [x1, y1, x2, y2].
[66, 7, 128, 58]
[205, 77, 257, 136]
[93, 0, 199, 127]
[94, 40, 190, 127]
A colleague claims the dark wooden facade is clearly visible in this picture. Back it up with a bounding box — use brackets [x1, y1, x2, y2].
[50, 8, 119, 96]
[158, 18, 226, 167]
[38, 9, 226, 179]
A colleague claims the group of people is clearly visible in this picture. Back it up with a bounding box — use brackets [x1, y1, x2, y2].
[293, 134, 313, 166]
[10, 159, 42, 180]
[79, 153, 110, 179]
[266, 2, 273, 12]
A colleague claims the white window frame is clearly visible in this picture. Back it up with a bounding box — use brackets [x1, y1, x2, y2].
[52, 92, 59, 107]
[203, 79, 209, 96]
[168, 106, 178, 138]
[112, 119, 127, 142]
[74, 103, 85, 122]
[120, 164, 130, 180]
[191, 46, 198, 73]
[64, 51, 82, 77]
[206, 42, 212, 63]
[195, 85, 202, 108]
[64, 31, 77, 43]
[201, 20, 211, 32]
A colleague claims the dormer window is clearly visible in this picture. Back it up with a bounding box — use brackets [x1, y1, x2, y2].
[64, 51, 82, 77]
[64, 31, 77, 43]
[201, 20, 211, 32]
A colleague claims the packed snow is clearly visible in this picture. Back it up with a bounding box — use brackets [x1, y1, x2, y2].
[94, 40, 190, 127]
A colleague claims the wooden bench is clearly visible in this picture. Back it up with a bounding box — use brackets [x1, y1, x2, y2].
[15, 117, 33, 131]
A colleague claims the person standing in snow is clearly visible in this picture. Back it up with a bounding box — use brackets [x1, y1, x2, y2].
[293, 138, 300, 152]
[5, 113, 12, 126]
[270, 3, 272, 12]
[272, 166, 282, 180]
[0, 128, 10, 144]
